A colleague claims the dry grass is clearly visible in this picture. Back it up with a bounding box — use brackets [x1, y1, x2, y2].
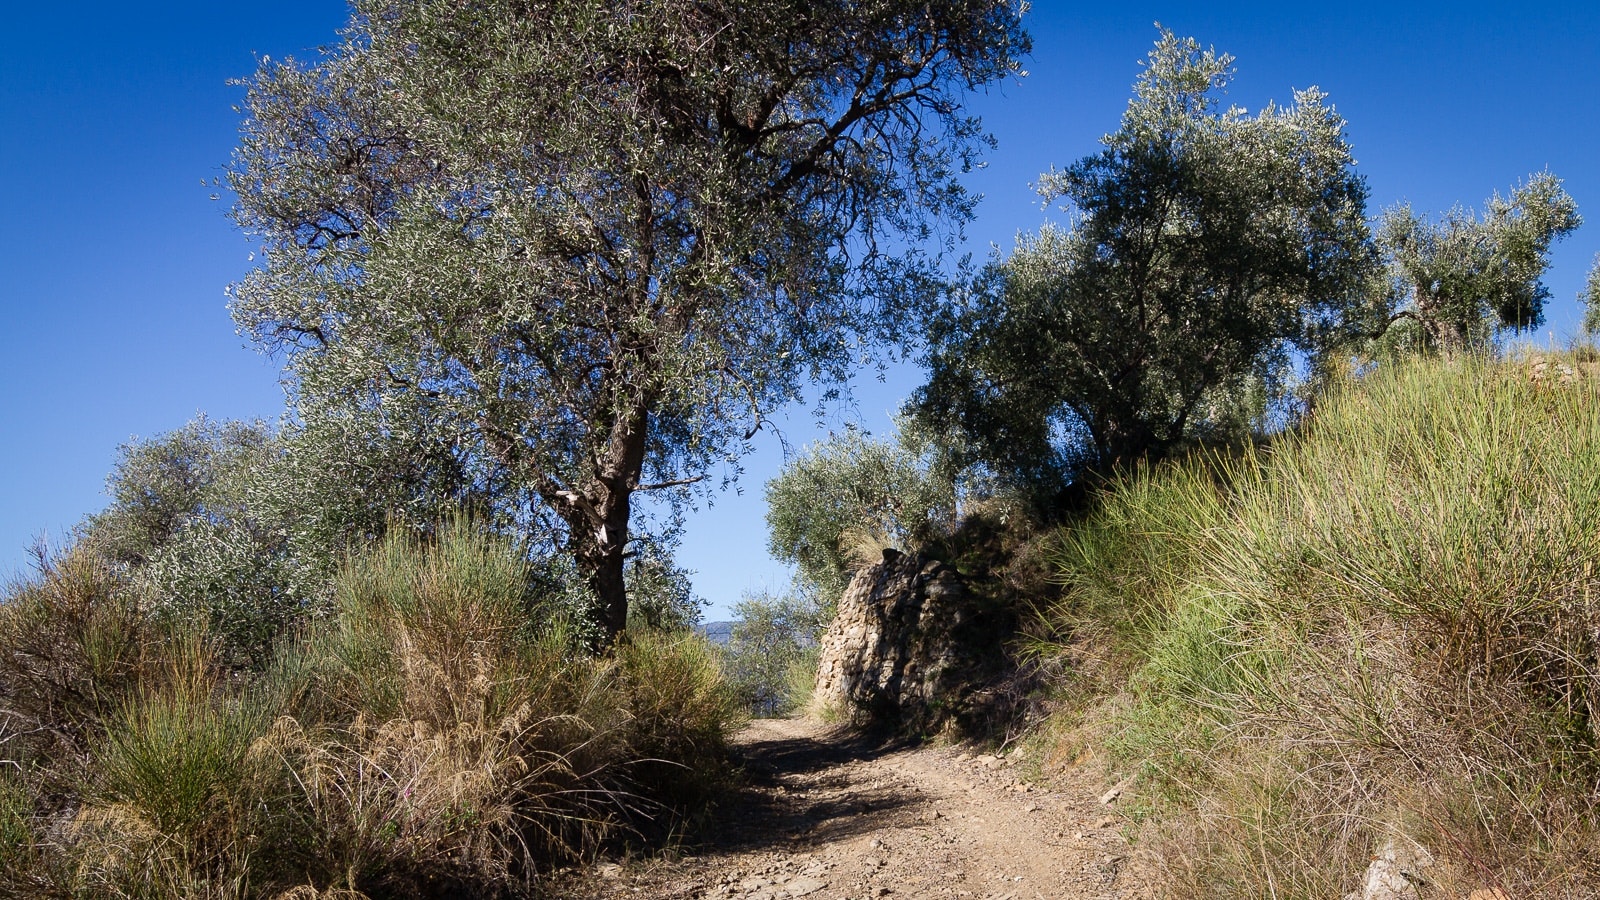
[0, 519, 740, 898]
[1041, 353, 1600, 898]
[0, 547, 155, 759]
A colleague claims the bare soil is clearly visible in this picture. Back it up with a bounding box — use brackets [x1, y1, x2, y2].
[558, 717, 1155, 900]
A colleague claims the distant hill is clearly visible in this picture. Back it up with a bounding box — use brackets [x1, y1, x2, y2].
[698, 620, 733, 646]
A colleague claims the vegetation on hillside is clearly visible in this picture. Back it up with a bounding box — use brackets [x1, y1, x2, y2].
[1031, 354, 1600, 896]
[0, 521, 742, 898]
[720, 588, 832, 718]
[753, 28, 1600, 898]
[13, 5, 1600, 895]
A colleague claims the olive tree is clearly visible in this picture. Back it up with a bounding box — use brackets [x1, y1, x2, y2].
[912, 31, 1376, 496]
[229, 0, 1028, 641]
[1584, 255, 1600, 337]
[765, 427, 955, 601]
[1376, 173, 1580, 353]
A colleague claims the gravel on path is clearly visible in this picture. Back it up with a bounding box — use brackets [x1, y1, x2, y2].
[559, 717, 1155, 900]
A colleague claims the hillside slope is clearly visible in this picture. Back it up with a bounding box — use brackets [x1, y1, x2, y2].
[1038, 353, 1600, 897]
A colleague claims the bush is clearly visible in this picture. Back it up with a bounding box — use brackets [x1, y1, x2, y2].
[616, 630, 744, 825]
[0, 548, 154, 758]
[250, 521, 625, 893]
[252, 520, 738, 894]
[0, 771, 43, 898]
[78, 408, 479, 668]
[721, 589, 829, 717]
[91, 662, 261, 849]
[73, 636, 265, 898]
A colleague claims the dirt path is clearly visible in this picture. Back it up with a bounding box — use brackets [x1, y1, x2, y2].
[561, 717, 1153, 900]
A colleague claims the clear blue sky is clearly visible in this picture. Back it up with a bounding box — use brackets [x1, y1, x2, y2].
[4, 2, 1598, 618]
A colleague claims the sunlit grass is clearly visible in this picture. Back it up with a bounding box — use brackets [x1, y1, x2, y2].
[1042, 352, 1600, 896]
[0, 519, 741, 897]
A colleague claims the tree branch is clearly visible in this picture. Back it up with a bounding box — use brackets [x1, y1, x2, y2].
[634, 474, 706, 492]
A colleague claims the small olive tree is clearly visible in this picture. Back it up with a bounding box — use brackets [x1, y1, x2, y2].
[723, 587, 830, 716]
[1376, 173, 1580, 353]
[765, 428, 954, 601]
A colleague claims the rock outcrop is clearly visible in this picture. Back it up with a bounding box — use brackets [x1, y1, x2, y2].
[811, 549, 1009, 734]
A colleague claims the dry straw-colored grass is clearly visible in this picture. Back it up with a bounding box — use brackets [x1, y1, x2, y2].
[0, 519, 740, 899]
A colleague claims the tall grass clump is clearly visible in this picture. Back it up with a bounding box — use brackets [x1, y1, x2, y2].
[0, 519, 740, 898]
[247, 519, 737, 895]
[1048, 456, 1238, 665]
[71, 635, 265, 899]
[0, 548, 156, 759]
[1039, 453, 1263, 788]
[616, 629, 746, 826]
[1046, 353, 1600, 897]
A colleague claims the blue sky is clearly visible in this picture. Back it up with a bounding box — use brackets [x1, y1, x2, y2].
[3, 2, 1598, 618]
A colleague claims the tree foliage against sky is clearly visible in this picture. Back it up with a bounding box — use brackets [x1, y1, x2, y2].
[1376, 173, 1580, 353]
[1583, 255, 1600, 337]
[912, 31, 1376, 497]
[228, 0, 1028, 639]
[765, 428, 954, 600]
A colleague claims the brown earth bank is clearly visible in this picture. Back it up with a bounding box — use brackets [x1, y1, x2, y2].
[554, 717, 1154, 900]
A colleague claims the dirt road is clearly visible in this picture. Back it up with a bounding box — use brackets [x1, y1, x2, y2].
[563, 717, 1153, 900]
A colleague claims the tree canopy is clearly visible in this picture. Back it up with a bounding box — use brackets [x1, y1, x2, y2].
[911, 31, 1376, 499]
[1375, 173, 1581, 353]
[765, 427, 954, 600]
[229, 0, 1028, 639]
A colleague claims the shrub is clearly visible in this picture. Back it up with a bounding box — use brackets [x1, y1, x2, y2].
[0, 518, 743, 897]
[91, 688, 259, 854]
[248, 520, 737, 894]
[620, 630, 740, 759]
[721, 589, 829, 717]
[249, 520, 629, 893]
[78, 408, 480, 668]
[65, 631, 263, 900]
[0, 547, 153, 758]
[616, 629, 744, 825]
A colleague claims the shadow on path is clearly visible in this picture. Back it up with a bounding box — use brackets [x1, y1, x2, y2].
[686, 722, 927, 856]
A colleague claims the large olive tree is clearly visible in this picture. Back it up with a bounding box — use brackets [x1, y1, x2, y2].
[913, 31, 1376, 500]
[229, 0, 1028, 640]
